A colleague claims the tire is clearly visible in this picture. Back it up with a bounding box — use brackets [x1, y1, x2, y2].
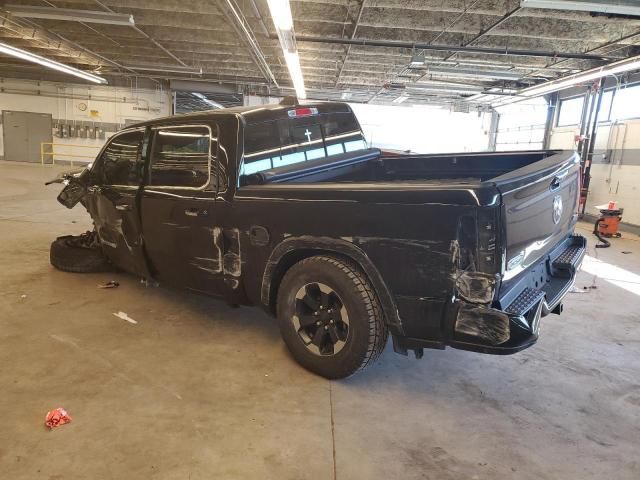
[50, 234, 112, 273]
[277, 255, 388, 379]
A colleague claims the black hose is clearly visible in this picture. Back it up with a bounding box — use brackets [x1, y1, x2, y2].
[593, 218, 611, 248]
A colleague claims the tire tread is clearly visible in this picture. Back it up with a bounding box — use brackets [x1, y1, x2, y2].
[278, 255, 388, 378]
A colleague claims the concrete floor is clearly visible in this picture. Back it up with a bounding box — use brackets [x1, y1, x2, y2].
[1, 160, 639, 480]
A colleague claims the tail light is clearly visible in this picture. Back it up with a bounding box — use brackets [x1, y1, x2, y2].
[477, 208, 498, 273]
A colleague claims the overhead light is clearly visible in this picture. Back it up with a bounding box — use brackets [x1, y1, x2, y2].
[488, 53, 640, 107]
[192, 92, 223, 109]
[393, 95, 409, 104]
[409, 52, 425, 67]
[266, 0, 306, 99]
[125, 64, 203, 75]
[283, 51, 306, 99]
[266, 0, 294, 30]
[519, 54, 640, 97]
[520, 0, 640, 16]
[6, 5, 135, 26]
[0, 41, 107, 84]
[341, 92, 352, 100]
[408, 83, 485, 94]
[427, 66, 521, 81]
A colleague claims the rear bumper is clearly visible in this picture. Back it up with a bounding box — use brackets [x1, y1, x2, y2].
[393, 234, 586, 356]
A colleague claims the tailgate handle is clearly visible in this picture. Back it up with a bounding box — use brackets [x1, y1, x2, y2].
[550, 174, 566, 191]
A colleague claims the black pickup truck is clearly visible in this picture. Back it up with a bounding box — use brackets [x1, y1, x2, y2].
[50, 101, 586, 379]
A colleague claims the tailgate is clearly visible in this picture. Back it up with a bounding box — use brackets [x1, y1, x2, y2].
[493, 151, 580, 280]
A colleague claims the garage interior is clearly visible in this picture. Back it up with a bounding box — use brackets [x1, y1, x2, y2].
[1, 1, 640, 478]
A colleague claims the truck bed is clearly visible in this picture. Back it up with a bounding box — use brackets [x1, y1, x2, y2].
[241, 147, 581, 302]
[240, 148, 564, 185]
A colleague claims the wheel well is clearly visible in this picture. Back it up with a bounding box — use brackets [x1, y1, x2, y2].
[267, 249, 361, 316]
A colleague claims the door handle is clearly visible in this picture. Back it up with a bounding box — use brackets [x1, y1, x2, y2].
[184, 208, 207, 217]
[115, 204, 132, 211]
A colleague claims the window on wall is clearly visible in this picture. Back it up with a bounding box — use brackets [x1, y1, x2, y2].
[611, 84, 640, 121]
[100, 130, 144, 186]
[557, 96, 584, 127]
[149, 126, 212, 188]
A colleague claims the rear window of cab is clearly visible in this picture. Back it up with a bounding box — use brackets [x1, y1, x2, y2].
[242, 112, 367, 176]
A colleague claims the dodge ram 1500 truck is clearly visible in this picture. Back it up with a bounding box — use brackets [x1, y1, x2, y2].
[49, 101, 586, 379]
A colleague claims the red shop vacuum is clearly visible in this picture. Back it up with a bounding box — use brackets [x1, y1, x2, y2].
[593, 201, 623, 248]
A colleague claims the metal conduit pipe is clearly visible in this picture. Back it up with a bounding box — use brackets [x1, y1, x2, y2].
[293, 35, 619, 61]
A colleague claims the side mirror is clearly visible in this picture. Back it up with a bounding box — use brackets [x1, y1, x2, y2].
[46, 167, 91, 209]
[57, 180, 87, 209]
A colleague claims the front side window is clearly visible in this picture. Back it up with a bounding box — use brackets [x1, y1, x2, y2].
[149, 126, 212, 188]
[100, 130, 144, 186]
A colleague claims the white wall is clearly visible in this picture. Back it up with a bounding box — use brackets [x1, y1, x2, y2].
[550, 119, 640, 226]
[349, 103, 493, 153]
[0, 78, 171, 162]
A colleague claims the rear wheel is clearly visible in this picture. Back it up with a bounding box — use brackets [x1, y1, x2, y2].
[50, 231, 112, 273]
[277, 255, 388, 379]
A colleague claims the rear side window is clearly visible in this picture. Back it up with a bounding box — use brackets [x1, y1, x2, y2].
[100, 130, 144, 186]
[149, 126, 213, 188]
[242, 112, 367, 176]
[322, 112, 367, 155]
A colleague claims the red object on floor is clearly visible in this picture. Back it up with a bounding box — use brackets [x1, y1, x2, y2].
[45, 407, 72, 429]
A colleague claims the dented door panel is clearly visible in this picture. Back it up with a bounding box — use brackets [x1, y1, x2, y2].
[84, 186, 149, 277]
[140, 190, 226, 294]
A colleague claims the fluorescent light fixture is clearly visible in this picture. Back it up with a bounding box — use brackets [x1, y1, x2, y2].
[393, 95, 409, 104]
[6, 5, 135, 26]
[410, 52, 425, 67]
[266, 0, 294, 30]
[0, 41, 107, 84]
[521, 0, 640, 16]
[488, 53, 640, 107]
[266, 0, 306, 99]
[520, 54, 640, 98]
[192, 92, 224, 109]
[408, 83, 485, 94]
[283, 51, 306, 99]
[427, 66, 521, 81]
[125, 64, 203, 75]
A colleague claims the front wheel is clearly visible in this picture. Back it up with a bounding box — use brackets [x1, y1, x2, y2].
[277, 255, 388, 379]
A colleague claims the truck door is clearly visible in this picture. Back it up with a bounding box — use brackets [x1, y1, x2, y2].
[84, 128, 149, 277]
[140, 124, 226, 295]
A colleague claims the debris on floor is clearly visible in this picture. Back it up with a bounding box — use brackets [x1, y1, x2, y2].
[621, 251, 632, 254]
[45, 407, 72, 429]
[569, 285, 597, 293]
[113, 311, 137, 324]
[98, 280, 120, 289]
[20, 294, 27, 299]
[140, 278, 159, 288]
